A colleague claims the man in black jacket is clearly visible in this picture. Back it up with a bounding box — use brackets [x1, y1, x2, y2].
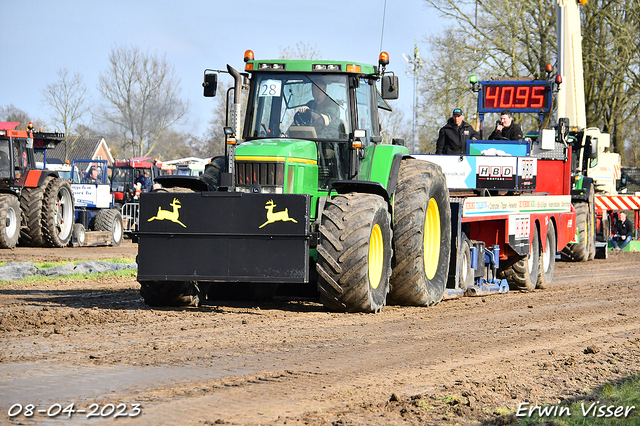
[611, 211, 634, 251]
[435, 108, 479, 155]
[489, 109, 523, 140]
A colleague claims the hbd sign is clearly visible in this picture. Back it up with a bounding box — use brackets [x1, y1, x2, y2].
[476, 157, 517, 189]
[479, 165, 514, 178]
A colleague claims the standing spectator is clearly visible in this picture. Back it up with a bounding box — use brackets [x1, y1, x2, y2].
[611, 211, 633, 251]
[435, 108, 479, 155]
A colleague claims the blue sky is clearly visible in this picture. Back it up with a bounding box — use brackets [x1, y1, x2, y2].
[1, 0, 443, 138]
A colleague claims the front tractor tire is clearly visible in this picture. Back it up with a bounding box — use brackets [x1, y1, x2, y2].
[316, 193, 392, 313]
[140, 281, 201, 307]
[388, 158, 451, 306]
[0, 194, 21, 249]
[42, 177, 74, 247]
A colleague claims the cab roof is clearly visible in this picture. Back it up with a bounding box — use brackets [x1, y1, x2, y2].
[245, 59, 377, 76]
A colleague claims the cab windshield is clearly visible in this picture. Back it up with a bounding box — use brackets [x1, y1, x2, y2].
[111, 167, 134, 192]
[246, 73, 350, 140]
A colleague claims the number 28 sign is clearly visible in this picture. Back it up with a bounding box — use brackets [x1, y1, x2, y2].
[479, 81, 552, 113]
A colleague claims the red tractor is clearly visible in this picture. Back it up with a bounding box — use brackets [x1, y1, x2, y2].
[110, 157, 159, 238]
[0, 122, 75, 249]
[110, 157, 159, 206]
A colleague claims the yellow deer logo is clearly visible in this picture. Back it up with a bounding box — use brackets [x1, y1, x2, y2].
[259, 199, 298, 228]
[147, 198, 186, 228]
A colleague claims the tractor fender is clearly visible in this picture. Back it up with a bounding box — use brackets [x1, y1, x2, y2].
[329, 180, 390, 204]
[571, 176, 594, 202]
[386, 153, 412, 195]
[15, 169, 60, 188]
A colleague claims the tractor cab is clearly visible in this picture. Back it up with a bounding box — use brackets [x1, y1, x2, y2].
[110, 157, 158, 205]
[203, 51, 399, 195]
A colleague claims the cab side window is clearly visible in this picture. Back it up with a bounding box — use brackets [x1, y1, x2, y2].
[355, 79, 378, 145]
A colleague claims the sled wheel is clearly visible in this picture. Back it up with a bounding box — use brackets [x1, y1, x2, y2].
[499, 225, 540, 291]
[536, 221, 556, 289]
[72, 223, 86, 247]
[457, 233, 474, 291]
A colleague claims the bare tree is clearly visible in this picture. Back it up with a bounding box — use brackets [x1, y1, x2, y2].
[41, 67, 91, 161]
[582, 0, 640, 164]
[98, 45, 189, 157]
[423, 0, 640, 163]
[279, 42, 322, 60]
[151, 129, 194, 160]
[0, 105, 46, 130]
[379, 107, 411, 146]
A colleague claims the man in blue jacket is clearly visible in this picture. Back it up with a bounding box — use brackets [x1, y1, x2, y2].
[435, 108, 479, 155]
[136, 170, 152, 193]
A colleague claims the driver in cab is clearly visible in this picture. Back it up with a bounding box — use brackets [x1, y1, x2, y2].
[295, 80, 340, 138]
[489, 109, 523, 140]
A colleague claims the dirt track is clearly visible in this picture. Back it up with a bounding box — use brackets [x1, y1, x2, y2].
[1, 244, 639, 425]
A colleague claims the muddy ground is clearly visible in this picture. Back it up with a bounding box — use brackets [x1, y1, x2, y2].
[0, 244, 639, 425]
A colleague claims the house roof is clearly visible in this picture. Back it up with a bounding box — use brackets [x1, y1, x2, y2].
[34, 136, 114, 165]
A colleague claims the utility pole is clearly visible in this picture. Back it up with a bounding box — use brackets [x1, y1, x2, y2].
[403, 42, 423, 153]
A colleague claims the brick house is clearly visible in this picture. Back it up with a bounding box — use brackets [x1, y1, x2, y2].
[36, 136, 115, 167]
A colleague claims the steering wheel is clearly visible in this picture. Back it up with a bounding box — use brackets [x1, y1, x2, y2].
[293, 108, 323, 126]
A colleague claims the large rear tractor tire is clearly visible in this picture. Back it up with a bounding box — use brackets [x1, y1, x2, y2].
[95, 208, 124, 246]
[388, 158, 451, 306]
[562, 196, 595, 262]
[316, 193, 392, 313]
[202, 155, 225, 189]
[140, 281, 200, 307]
[0, 194, 21, 249]
[536, 220, 556, 289]
[498, 225, 540, 291]
[42, 177, 74, 247]
[19, 181, 47, 247]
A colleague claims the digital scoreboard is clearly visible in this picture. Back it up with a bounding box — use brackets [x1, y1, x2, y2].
[478, 81, 553, 113]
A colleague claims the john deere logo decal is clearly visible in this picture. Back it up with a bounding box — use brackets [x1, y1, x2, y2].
[259, 199, 298, 228]
[148, 198, 186, 228]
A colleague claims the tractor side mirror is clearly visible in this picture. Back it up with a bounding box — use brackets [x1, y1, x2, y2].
[585, 137, 597, 160]
[203, 72, 218, 97]
[381, 75, 399, 100]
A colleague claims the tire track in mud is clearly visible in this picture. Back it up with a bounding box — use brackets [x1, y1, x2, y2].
[1, 255, 639, 424]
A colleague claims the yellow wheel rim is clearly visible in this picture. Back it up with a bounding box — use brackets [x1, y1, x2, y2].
[368, 224, 384, 289]
[423, 198, 441, 280]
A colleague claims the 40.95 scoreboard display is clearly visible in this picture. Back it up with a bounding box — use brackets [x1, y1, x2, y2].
[479, 81, 553, 114]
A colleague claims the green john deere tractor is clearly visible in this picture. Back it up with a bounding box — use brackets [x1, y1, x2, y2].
[136, 51, 451, 313]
